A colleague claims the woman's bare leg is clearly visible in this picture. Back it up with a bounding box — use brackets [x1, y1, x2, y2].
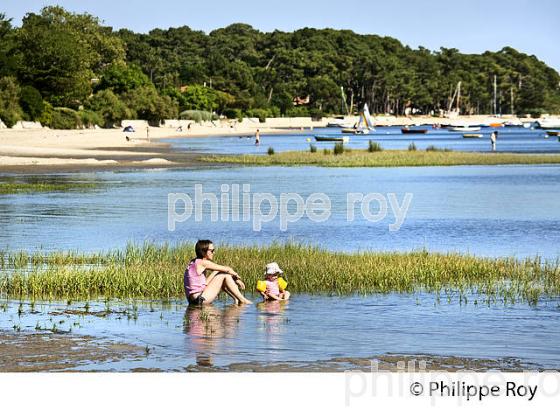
[200, 275, 227, 303]
[223, 275, 252, 304]
[201, 274, 252, 304]
[223, 287, 241, 304]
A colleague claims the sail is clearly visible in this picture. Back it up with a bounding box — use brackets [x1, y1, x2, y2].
[362, 103, 375, 130]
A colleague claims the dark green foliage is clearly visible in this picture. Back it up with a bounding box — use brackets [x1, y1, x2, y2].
[246, 108, 269, 122]
[368, 140, 382, 152]
[85, 90, 130, 128]
[309, 108, 324, 121]
[123, 86, 178, 124]
[334, 142, 344, 155]
[97, 63, 151, 94]
[0, 76, 23, 127]
[179, 110, 215, 123]
[50, 107, 82, 129]
[408, 142, 417, 151]
[78, 110, 103, 128]
[0, 14, 18, 77]
[426, 145, 452, 152]
[310, 143, 317, 153]
[0, 6, 558, 130]
[19, 86, 44, 120]
[222, 108, 243, 120]
[17, 6, 125, 107]
[267, 146, 275, 155]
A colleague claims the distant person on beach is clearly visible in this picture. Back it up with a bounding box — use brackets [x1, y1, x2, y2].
[187, 123, 192, 132]
[184, 240, 252, 305]
[490, 131, 497, 152]
[146, 126, 150, 141]
[255, 129, 260, 145]
[257, 262, 290, 301]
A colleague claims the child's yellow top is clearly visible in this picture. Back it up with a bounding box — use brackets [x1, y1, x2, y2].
[256, 277, 288, 292]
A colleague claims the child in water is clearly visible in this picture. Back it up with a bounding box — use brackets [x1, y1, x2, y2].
[258, 262, 290, 301]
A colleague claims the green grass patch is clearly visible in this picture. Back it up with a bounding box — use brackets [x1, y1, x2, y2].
[200, 149, 560, 168]
[0, 182, 98, 195]
[1, 243, 558, 304]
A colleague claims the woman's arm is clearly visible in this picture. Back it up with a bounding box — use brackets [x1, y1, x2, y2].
[200, 260, 239, 278]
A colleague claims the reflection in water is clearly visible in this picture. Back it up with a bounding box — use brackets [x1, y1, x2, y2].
[256, 301, 288, 356]
[183, 304, 247, 367]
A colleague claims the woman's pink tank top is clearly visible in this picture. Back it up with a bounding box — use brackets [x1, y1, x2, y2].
[184, 259, 206, 296]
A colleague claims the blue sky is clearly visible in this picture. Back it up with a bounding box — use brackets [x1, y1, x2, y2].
[2, 0, 559, 71]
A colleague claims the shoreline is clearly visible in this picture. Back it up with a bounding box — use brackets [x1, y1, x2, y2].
[0, 124, 302, 174]
[0, 115, 554, 174]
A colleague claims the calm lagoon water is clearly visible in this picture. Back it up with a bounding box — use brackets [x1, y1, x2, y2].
[1, 165, 559, 260]
[3, 293, 560, 371]
[166, 126, 560, 155]
[1, 138, 560, 370]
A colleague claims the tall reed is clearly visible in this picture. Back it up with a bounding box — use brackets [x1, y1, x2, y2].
[1, 243, 558, 304]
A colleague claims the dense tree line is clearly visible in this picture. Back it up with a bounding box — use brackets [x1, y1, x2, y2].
[1, 7, 559, 128]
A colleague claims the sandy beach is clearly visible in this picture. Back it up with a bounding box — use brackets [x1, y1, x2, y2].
[0, 115, 541, 173]
[0, 121, 289, 172]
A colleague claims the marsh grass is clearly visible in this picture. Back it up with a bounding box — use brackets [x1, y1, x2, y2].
[333, 142, 345, 155]
[368, 140, 383, 152]
[0, 182, 98, 195]
[1, 243, 558, 304]
[200, 150, 560, 168]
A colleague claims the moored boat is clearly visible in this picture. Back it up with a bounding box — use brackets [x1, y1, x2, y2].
[314, 135, 350, 143]
[341, 127, 369, 134]
[401, 127, 428, 134]
[536, 119, 560, 129]
[449, 126, 481, 132]
[463, 133, 483, 138]
[546, 130, 560, 137]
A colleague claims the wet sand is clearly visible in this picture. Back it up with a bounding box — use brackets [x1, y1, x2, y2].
[186, 354, 548, 373]
[1, 329, 546, 372]
[0, 331, 144, 372]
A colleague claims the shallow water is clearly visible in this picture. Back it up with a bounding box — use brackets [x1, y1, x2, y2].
[1, 165, 559, 260]
[2, 293, 559, 371]
[166, 126, 559, 155]
[2, 138, 560, 371]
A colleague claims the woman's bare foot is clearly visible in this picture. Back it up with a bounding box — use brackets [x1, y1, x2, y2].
[240, 298, 253, 304]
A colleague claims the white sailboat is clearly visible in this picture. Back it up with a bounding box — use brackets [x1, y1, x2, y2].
[341, 104, 376, 134]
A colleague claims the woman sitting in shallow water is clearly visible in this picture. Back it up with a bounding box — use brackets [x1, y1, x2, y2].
[184, 240, 252, 305]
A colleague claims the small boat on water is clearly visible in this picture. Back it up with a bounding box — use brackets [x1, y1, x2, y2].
[546, 131, 560, 137]
[340, 103, 375, 134]
[327, 117, 354, 128]
[314, 135, 350, 143]
[341, 127, 369, 134]
[463, 133, 483, 138]
[401, 127, 427, 134]
[449, 126, 481, 132]
[536, 119, 560, 129]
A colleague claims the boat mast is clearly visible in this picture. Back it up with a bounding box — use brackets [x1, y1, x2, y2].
[456, 81, 461, 114]
[510, 86, 514, 115]
[493, 75, 497, 115]
[340, 86, 350, 115]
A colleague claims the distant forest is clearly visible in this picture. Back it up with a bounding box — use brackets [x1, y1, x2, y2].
[1, 6, 559, 128]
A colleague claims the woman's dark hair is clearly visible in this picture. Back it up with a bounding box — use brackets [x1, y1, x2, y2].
[194, 239, 213, 260]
